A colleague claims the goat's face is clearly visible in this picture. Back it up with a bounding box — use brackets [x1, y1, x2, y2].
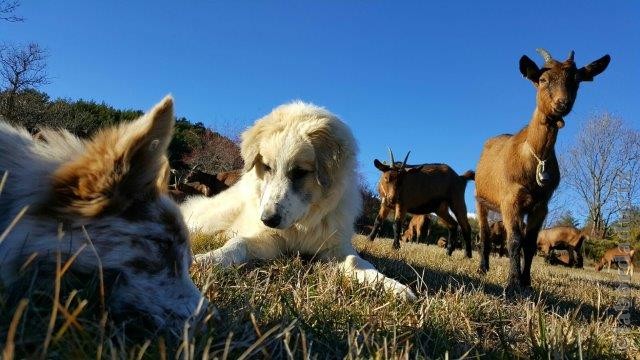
[374, 159, 419, 206]
[519, 49, 610, 121]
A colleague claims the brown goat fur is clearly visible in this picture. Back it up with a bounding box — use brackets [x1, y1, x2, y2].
[547, 251, 572, 267]
[402, 214, 431, 242]
[368, 150, 475, 255]
[537, 226, 587, 268]
[595, 247, 635, 276]
[475, 49, 610, 289]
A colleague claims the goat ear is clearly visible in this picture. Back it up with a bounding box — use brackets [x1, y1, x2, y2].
[374, 159, 391, 172]
[50, 96, 175, 217]
[519, 55, 541, 82]
[577, 54, 610, 82]
[240, 120, 264, 172]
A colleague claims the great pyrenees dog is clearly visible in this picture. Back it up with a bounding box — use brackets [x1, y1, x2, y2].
[181, 102, 415, 299]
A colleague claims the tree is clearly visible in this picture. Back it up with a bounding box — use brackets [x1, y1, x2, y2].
[0, 43, 48, 119]
[561, 113, 640, 237]
[0, 0, 23, 22]
[553, 210, 579, 228]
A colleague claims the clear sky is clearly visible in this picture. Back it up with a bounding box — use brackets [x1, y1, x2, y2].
[2, 1, 638, 214]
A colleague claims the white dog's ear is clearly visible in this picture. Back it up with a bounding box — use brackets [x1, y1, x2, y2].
[240, 121, 264, 172]
[308, 123, 345, 190]
[48, 96, 175, 217]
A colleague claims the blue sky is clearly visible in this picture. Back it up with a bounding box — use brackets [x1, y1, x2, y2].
[2, 1, 638, 215]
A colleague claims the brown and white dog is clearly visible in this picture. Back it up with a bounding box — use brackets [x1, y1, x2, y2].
[0, 96, 206, 332]
[181, 102, 416, 299]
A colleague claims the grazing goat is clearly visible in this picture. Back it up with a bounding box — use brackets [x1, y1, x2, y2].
[402, 214, 431, 242]
[368, 149, 475, 255]
[595, 247, 635, 276]
[182, 168, 242, 196]
[537, 226, 587, 268]
[475, 220, 507, 257]
[475, 49, 610, 289]
[547, 251, 572, 267]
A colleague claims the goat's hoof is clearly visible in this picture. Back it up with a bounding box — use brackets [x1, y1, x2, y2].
[477, 266, 488, 275]
[465, 251, 473, 259]
[392, 242, 401, 250]
[367, 236, 375, 242]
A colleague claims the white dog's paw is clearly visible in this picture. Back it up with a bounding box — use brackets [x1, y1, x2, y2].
[194, 240, 247, 267]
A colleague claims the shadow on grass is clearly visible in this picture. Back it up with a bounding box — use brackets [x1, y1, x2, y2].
[359, 250, 640, 327]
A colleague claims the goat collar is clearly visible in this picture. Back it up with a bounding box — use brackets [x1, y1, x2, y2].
[545, 115, 565, 129]
[525, 141, 549, 187]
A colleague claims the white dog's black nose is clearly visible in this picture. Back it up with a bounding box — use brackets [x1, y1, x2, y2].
[261, 213, 281, 228]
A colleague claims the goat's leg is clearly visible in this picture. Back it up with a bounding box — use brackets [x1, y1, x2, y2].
[566, 245, 576, 267]
[436, 204, 459, 256]
[368, 206, 390, 241]
[452, 203, 473, 259]
[575, 240, 584, 268]
[392, 206, 406, 250]
[521, 204, 546, 288]
[501, 196, 526, 289]
[476, 202, 491, 273]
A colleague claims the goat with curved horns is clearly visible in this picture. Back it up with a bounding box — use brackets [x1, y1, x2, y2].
[369, 148, 475, 254]
[475, 49, 610, 290]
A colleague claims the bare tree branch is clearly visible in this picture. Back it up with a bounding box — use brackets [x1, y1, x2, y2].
[0, 0, 23, 22]
[561, 113, 640, 237]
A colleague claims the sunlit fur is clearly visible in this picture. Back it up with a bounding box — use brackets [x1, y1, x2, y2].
[0, 96, 206, 332]
[182, 102, 416, 299]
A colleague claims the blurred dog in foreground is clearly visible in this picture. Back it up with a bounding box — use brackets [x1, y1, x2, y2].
[0, 96, 206, 333]
[182, 101, 416, 300]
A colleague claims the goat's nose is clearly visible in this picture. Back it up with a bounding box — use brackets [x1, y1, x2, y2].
[261, 213, 282, 228]
[556, 99, 570, 112]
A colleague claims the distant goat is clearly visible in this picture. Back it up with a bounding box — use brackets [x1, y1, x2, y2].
[595, 247, 635, 276]
[475, 220, 507, 257]
[475, 49, 610, 289]
[183, 167, 242, 196]
[402, 214, 431, 242]
[537, 226, 587, 268]
[368, 149, 475, 255]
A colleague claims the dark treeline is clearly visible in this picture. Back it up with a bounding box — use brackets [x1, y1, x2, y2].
[0, 89, 242, 173]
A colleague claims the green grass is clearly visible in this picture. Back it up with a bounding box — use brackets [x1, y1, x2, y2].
[2, 234, 639, 359]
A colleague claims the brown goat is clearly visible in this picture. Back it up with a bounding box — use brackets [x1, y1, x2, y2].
[479, 220, 507, 257]
[402, 214, 431, 242]
[368, 149, 475, 255]
[475, 49, 610, 289]
[595, 248, 635, 276]
[537, 226, 587, 268]
[547, 251, 572, 267]
[182, 168, 242, 196]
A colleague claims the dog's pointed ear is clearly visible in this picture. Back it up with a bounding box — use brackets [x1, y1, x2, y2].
[308, 120, 353, 191]
[50, 96, 175, 217]
[240, 120, 264, 172]
[374, 159, 391, 172]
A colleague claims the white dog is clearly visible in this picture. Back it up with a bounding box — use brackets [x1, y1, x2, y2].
[181, 102, 415, 299]
[0, 97, 206, 332]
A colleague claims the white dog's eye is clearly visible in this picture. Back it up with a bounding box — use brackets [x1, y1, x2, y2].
[263, 163, 272, 173]
[290, 167, 310, 180]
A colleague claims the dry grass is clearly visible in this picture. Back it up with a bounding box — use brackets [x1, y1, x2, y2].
[2, 233, 639, 359]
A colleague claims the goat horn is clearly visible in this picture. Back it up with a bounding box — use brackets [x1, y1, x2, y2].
[536, 48, 553, 63]
[387, 147, 395, 167]
[402, 151, 411, 168]
[567, 50, 575, 62]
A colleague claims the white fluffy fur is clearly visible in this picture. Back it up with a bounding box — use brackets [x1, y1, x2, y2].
[182, 102, 415, 299]
[0, 97, 206, 332]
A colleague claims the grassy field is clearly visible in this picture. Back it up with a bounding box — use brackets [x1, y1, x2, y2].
[2, 234, 639, 359]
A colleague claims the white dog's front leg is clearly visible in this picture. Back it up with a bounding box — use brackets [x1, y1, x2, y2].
[334, 251, 417, 301]
[195, 236, 248, 267]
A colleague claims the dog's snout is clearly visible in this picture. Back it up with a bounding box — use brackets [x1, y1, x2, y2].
[261, 213, 282, 228]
